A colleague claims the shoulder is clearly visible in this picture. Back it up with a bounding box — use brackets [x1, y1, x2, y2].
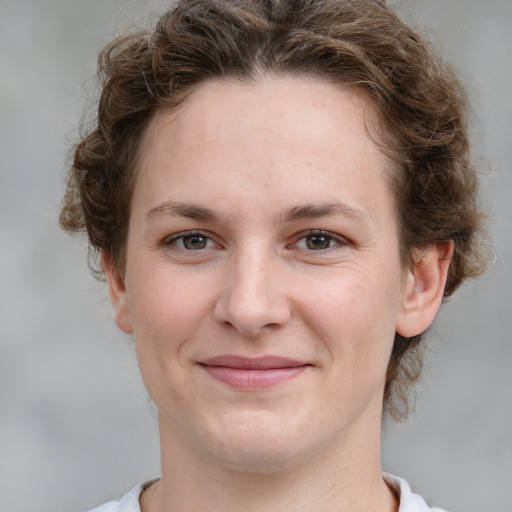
[84, 480, 157, 512]
[384, 473, 448, 512]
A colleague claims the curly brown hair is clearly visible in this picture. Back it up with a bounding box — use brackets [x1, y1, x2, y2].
[60, 0, 490, 420]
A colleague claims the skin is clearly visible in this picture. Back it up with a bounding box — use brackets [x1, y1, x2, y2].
[103, 76, 452, 512]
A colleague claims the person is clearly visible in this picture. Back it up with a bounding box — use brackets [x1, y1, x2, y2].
[59, 0, 489, 510]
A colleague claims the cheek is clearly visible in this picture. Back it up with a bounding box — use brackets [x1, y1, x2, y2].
[125, 268, 213, 411]
[126, 265, 212, 355]
[297, 264, 402, 369]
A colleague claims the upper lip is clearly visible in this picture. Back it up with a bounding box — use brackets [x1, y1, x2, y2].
[199, 355, 310, 370]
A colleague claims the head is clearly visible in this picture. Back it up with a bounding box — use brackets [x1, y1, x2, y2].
[60, 0, 488, 421]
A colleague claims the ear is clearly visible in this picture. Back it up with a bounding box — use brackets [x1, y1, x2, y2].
[101, 251, 133, 334]
[396, 241, 454, 338]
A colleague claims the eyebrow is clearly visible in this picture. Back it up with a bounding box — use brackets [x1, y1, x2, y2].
[146, 201, 220, 222]
[146, 200, 369, 225]
[282, 203, 370, 224]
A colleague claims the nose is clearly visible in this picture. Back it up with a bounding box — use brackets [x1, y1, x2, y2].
[214, 248, 291, 337]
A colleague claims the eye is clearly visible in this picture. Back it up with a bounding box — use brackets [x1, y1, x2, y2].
[293, 230, 347, 251]
[165, 231, 218, 251]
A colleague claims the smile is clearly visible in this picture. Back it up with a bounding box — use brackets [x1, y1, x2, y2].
[198, 355, 311, 389]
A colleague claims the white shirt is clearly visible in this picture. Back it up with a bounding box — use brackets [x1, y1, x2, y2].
[85, 474, 447, 512]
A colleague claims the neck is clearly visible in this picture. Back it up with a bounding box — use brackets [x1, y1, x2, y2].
[140, 411, 398, 512]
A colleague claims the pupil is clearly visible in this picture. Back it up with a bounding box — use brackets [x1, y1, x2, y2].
[307, 235, 330, 250]
[184, 235, 207, 250]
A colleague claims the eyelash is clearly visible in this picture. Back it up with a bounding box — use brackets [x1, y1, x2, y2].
[164, 230, 219, 251]
[290, 230, 348, 252]
[163, 229, 348, 253]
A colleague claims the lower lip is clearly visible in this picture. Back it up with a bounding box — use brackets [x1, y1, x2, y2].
[200, 365, 308, 389]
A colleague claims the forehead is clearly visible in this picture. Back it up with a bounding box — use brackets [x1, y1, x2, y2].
[134, 76, 395, 228]
[143, 75, 380, 155]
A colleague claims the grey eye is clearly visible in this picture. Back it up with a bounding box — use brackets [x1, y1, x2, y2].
[293, 230, 347, 252]
[305, 234, 333, 250]
[182, 234, 209, 250]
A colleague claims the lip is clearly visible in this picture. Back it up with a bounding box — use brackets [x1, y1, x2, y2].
[198, 355, 311, 389]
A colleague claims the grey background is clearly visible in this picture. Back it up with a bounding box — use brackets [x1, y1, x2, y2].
[1, 1, 511, 511]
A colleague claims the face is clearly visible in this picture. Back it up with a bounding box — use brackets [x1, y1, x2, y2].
[105, 76, 445, 472]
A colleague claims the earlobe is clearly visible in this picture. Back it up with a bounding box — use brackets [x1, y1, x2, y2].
[396, 241, 454, 338]
[100, 251, 134, 334]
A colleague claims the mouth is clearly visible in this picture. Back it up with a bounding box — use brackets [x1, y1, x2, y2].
[198, 355, 311, 389]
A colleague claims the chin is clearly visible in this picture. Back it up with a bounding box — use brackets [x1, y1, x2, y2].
[209, 442, 303, 475]
[198, 410, 314, 474]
